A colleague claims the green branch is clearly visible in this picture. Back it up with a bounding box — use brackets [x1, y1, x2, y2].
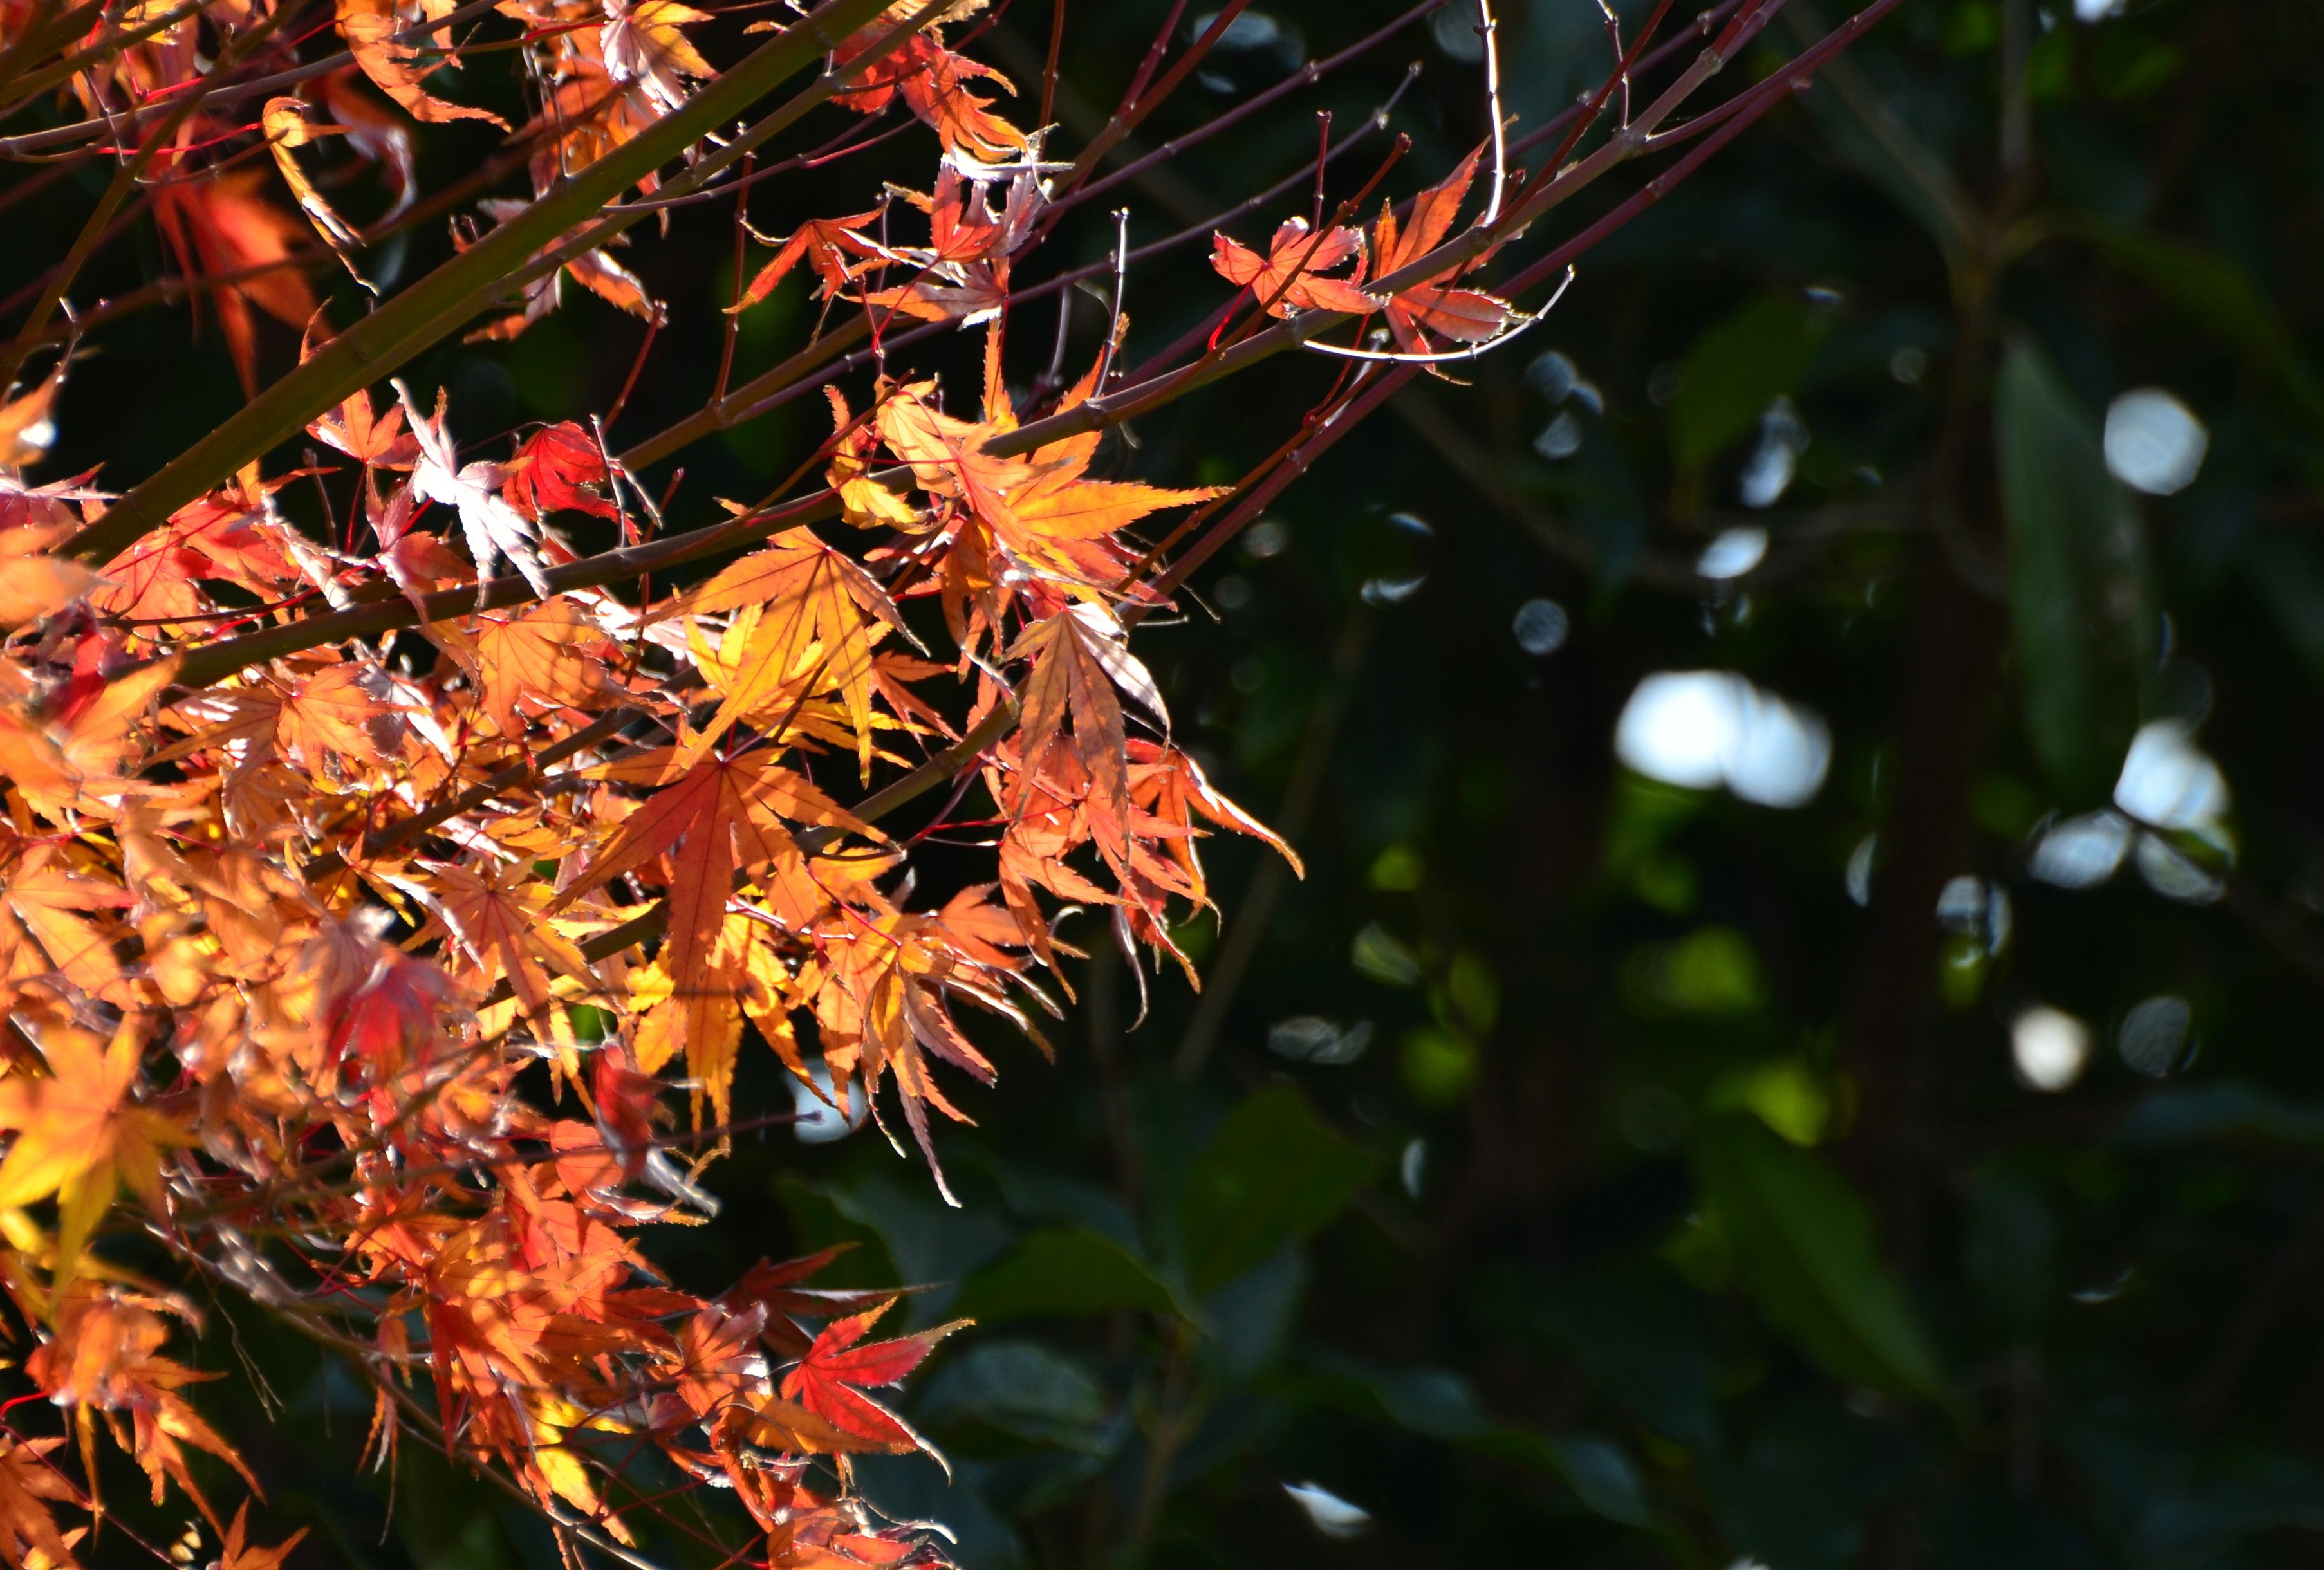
[64, 0, 913, 565]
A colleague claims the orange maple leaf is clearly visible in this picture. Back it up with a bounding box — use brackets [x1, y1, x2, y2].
[832, 24, 1025, 163]
[0, 525, 104, 631]
[1371, 147, 1515, 352]
[0, 1437, 80, 1570]
[27, 1284, 256, 1525]
[461, 198, 661, 344]
[1007, 604, 1167, 873]
[333, 0, 510, 127]
[471, 601, 622, 736]
[731, 211, 884, 311]
[0, 844, 133, 1005]
[664, 526, 909, 777]
[217, 1502, 307, 1570]
[1211, 218, 1380, 318]
[600, 0, 714, 111]
[555, 747, 873, 1124]
[273, 661, 403, 775]
[402, 858, 601, 1046]
[149, 167, 320, 397]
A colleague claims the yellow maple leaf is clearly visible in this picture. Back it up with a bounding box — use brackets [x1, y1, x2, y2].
[0, 1022, 188, 1287]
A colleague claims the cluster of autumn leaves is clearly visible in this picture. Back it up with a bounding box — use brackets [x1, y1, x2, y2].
[0, 0, 1547, 1559]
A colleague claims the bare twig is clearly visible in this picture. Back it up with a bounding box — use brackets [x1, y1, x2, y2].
[1480, 0, 1509, 221]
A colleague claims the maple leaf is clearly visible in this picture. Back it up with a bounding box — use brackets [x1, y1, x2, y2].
[600, 0, 714, 113]
[857, 258, 1009, 328]
[856, 162, 1046, 328]
[273, 660, 404, 776]
[1008, 604, 1167, 873]
[216, 1502, 306, 1570]
[776, 1298, 964, 1457]
[501, 422, 620, 523]
[0, 524, 104, 630]
[149, 167, 319, 397]
[0, 1022, 189, 1282]
[402, 858, 601, 1043]
[672, 1301, 770, 1421]
[823, 390, 921, 532]
[732, 1392, 868, 1459]
[29, 1285, 258, 1524]
[831, 23, 1025, 162]
[808, 909, 1031, 1202]
[0, 470, 107, 540]
[525, 55, 669, 200]
[876, 340, 1223, 592]
[470, 600, 621, 735]
[262, 96, 369, 284]
[1211, 218, 1380, 318]
[1128, 739, 1303, 901]
[622, 912, 813, 1123]
[1370, 147, 1514, 353]
[0, 844, 135, 1006]
[0, 652, 178, 822]
[0, 363, 63, 472]
[320, 936, 458, 1095]
[586, 1039, 662, 1183]
[303, 330, 421, 472]
[898, 160, 1043, 267]
[731, 210, 884, 311]
[320, 65, 418, 221]
[395, 381, 553, 601]
[461, 199, 660, 343]
[0, 1437, 80, 1570]
[95, 462, 353, 625]
[555, 747, 873, 1123]
[664, 526, 909, 777]
[1006, 447, 1224, 544]
[334, 0, 509, 127]
[723, 1247, 893, 1357]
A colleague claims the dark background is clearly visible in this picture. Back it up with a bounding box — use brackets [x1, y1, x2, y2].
[17, 0, 2324, 1565]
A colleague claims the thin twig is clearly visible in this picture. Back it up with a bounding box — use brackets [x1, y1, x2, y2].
[1064, 0, 1442, 210]
[1597, 0, 1631, 127]
[1096, 207, 1129, 387]
[1037, 0, 1065, 130]
[1480, 0, 1508, 222]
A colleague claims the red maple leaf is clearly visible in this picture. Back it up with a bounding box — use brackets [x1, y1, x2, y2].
[777, 1299, 963, 1454]
[502, 423, 620, 523]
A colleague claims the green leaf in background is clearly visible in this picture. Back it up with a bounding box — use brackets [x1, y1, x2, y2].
[1469, 1429, 1660, 1528]
[2108, 1082, 2324, 1147]
[1296, 1358, 1659, 1528]
[1178, 1087, 1375, 1296]
[915, 1340, 1117, 1453]
[1699, 1392, 1926, 1570]
[1961, 1163, 2060, 1333]
[2077, 227, 2324, 424]
[1995, 340, 2158, 803]
[779, 1171, 1012, 1322]
[1508, 1262, 1722, 1449]
[951, 1229, 1182, 1323]
[1544, 1436, 1658, 1529]
[1692, 1117, 1945, 1400]
[1669, 296, 1836, 471]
